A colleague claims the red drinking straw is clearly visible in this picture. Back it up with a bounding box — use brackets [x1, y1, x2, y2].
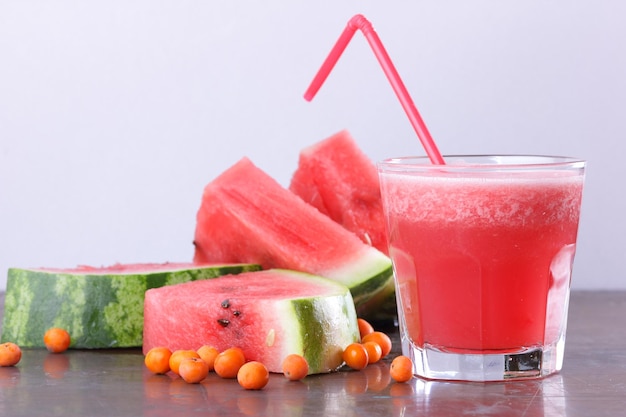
[304, 14, 445, 165]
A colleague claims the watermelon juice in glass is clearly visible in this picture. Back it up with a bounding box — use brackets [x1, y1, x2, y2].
[378, 155, 586, 381]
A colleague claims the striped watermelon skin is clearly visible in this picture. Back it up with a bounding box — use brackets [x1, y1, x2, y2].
[1, 263, 261, 348]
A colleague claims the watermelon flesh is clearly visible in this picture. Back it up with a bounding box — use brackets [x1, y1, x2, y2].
[143, 269, 360, 374]
[192, 157, 393, 317]
[289, 129, 388, 256]
[1, 262, 261, 348]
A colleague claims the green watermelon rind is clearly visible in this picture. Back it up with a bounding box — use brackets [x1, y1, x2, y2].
[291, 292, 359, 373]
[1, 263, 261, 349]
[354, 278, 397, 322]
[327, 248, 393, 308]
[280, 271, 360, 373]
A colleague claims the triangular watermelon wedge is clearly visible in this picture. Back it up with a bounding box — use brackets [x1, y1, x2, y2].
[289, 129, 388, 256]
[193, 157, 393, 319]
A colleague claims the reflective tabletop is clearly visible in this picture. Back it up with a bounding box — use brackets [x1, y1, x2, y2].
[1, 291, 624, 417]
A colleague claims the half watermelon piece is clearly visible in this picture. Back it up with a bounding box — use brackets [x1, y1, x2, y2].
[143, 269, 360, 374]
[192, 157, 393, 319]
[1, 262, 260, 348]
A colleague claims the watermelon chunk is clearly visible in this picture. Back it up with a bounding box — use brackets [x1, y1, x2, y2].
[289, 129, 388, 255]
[192, 157, 393, 317]
[143, 269, 360, 374]
[1, 262, 260, 348]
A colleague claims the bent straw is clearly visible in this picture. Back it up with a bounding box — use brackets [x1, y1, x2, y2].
[304, 14, 445, 165]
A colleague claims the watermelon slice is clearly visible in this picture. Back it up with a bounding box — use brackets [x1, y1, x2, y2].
[1, 262, 260, 348]
[192, 157, 393, 318]
[143, 269, 360, 374]
[289, 129, 388, 256]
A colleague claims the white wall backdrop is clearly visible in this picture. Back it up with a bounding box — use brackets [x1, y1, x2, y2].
[1, 1, 624, 290]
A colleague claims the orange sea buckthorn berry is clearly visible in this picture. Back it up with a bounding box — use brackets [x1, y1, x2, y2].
[357, 318, 375, 339]
[237, 361, 269, 390]
[362, 341, 383, 364]
[390, 355, 413, 383]
[44, 328, 71, 353]
[214, 347, 246, 379]
[342, 343, 369, 371]
[179, 357, 209, 384]
[169, 349, 201, 376]
[197, 345, 220, 371]
[0, 342, 22, 367]
[144, 346, 173, 374]
[281, 354, 309, 381]
[361, 331, 392, 358]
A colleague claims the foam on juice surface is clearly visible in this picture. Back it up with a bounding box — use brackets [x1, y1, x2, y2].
[380, 172, 584, 228]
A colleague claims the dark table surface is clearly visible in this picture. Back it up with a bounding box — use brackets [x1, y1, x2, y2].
[1, 290, 625, 417]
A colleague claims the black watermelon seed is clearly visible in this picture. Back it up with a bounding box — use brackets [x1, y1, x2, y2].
[233, 310, 241, 317]
[221, 299, 230, 308]
[217, 319, 230, 327]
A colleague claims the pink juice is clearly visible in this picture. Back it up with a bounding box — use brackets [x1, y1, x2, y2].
[380, 164, 585, 354]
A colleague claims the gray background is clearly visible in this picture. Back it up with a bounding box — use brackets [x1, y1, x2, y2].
[1, 1, 623, 290]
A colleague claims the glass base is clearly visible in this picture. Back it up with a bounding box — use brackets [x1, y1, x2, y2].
[403, 336, 565, 382]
